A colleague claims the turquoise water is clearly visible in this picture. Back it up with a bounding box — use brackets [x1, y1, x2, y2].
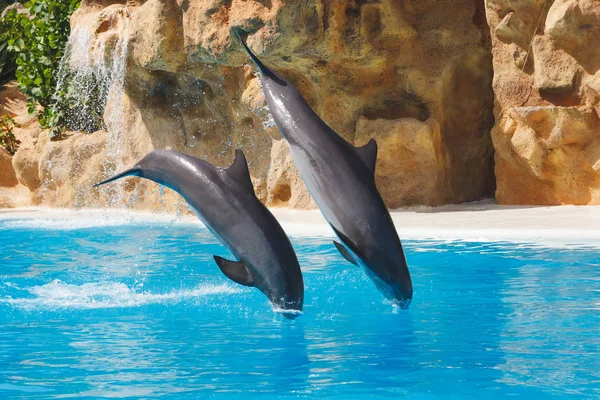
[1, 216, 599, 399]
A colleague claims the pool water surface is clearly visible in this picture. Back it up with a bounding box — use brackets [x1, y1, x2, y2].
[0, 215, 599, 399]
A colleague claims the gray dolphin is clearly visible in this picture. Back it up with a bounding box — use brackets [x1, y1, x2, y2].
[240, 39, 413, 308]
[94, 149, 304, 317]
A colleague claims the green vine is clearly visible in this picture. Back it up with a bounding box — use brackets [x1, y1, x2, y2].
[0, 40, 16, 88]
[0, 0, 81, 133]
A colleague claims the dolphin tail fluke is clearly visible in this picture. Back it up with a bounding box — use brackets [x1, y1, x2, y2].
[237, 35, 273, 77]
[93, 168, 141, 187]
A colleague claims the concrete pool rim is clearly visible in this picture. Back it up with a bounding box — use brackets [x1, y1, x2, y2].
[1, 203, 599, 248]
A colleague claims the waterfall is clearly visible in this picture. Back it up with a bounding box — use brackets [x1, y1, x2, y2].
[43, 12, 131, 207]
[94, 20, 131, 207]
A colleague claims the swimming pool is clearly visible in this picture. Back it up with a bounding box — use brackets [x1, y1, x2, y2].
[1, 212, 599, 398]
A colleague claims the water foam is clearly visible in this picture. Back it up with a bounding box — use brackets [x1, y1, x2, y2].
[2, 280, 240, 310]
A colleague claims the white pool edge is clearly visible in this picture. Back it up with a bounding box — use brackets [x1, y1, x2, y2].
[1, 204, 600, 248]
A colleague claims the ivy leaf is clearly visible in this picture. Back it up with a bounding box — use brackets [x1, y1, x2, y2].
[1, 0, 82, 130]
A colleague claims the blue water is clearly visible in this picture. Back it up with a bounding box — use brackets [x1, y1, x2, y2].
[1, 215, 599, 399]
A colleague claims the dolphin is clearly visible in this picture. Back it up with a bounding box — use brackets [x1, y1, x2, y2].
[240, 38, 413, 308]
[94, 149, 304, 317]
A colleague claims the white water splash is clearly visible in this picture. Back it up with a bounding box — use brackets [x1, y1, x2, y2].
[2, 280, 241, 310]
[272, 307, 303, 318]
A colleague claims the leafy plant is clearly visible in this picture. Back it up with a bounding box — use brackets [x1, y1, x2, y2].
[0, 40, 16, 88]
[0, 1, 17, 11]
[0, 114, 20, 155]
[1, 0, 81, 131]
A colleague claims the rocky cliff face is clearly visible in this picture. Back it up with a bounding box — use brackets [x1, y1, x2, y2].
[0, 83, 35, 208]
[486, 0, 600, 204]
[5, 1, 599, 209]
[1, 0, 498, 211]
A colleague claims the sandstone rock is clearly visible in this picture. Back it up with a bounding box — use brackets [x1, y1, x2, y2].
[585, 71, 600, 96]
[129, 0, 186, 71]
[0, 184, 30, 208]
[1, 83, 40, 204]
[486, 0, 600, 204]
[31, 130, 172, 210]
[12, 135, 42, 192]
[532, 36, 578, 94]
[266, 139, 316, 209]
[5, 0, 497, 210]
[79, 1, 127, 7]
[70, 3, 130, 73]
[37, 131, 108, 207]
[495, 11, 533, 48]
[240, 67, 266, 111]
[182, 0, 281, 64]
[492, 106, 600, 204]
[486, 0, 549, 47]
[0, 148, 18, 187]
[102, 0, 497, 209]
[545, 0, 600, 73]
[0, 81, 31, 124]
[355, 117, 446, 207]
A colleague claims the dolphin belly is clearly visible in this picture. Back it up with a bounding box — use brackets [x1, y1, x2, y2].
[288, 143, 376, 231]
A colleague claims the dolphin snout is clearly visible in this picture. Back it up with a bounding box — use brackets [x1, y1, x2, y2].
[392, 280, 413, 310]
[272, 297, 303, 319]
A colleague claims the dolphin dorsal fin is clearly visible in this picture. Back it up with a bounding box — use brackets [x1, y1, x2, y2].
[333, 241, 358, 266]
[225, 149, 255, 196]
[354, 138, 378, 175]
[213, 256, 255, 287]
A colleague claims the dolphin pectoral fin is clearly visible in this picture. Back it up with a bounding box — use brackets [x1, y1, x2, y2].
[213, 256, 255, 287]
[333, 241, 358, 266]
[225, 149, 255, 196]
[330, 225, 366, 262]
[355, 138, 378, 175]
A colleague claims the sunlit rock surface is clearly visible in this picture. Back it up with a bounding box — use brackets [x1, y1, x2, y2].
[486, 0, 600, 204]
[267, 139, 316, 210]
[0, 84, 32, 207]
[0, 148, 18, 187]
[5, 0, 496, 210]
[355, 117, 446, 207]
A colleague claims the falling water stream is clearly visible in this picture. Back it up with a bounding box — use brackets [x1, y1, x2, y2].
[41, 14, 131, 206]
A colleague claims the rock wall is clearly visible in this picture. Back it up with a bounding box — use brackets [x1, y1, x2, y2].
[4, 0, 497, 210]
[0, 83, 35, 207]
[486, 0, 600, 204]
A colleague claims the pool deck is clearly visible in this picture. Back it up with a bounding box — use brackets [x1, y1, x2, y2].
[2, 202, 600, 246]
